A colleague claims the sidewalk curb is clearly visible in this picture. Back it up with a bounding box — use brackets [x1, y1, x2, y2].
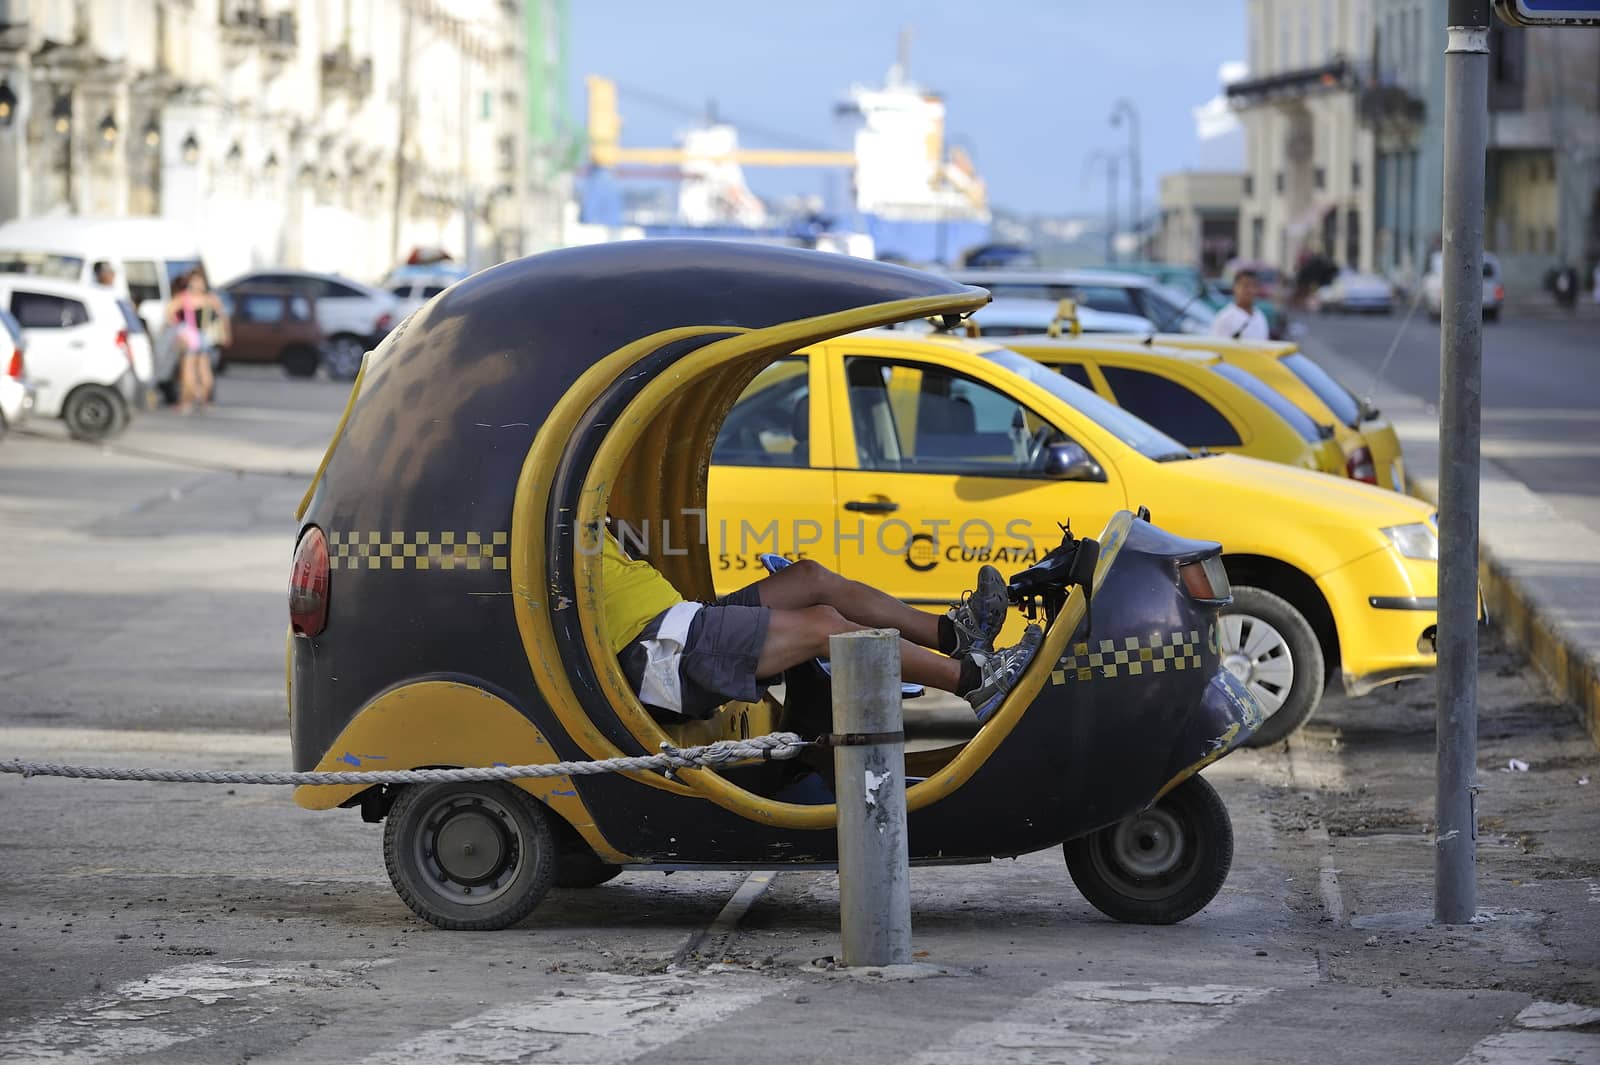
[1299, 334, 1600, 751]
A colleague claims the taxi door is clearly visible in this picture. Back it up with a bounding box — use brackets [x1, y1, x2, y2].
[824, 342, 1125, 626]
[706, 354, 840, 595]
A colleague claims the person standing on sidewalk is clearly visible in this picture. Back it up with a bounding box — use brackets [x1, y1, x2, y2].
[1210, 270, 1269, 340]
[166, 270, 228, 414]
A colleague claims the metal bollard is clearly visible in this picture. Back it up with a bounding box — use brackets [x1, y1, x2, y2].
[829, 628, 912, 967]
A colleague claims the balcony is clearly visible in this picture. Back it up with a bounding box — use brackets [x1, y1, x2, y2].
[1226, 59, 1353, 110]
[321, 45, 374, 99]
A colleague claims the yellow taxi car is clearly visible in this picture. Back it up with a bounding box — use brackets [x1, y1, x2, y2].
[1106, 334, 1407, 494]
[998, 336, 1347, 479]
[707, 330, 1440, 746]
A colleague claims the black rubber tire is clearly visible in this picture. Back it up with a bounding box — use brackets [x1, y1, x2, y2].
[554, 849, 623, 889]
[281, 345, 320, 378]
[383, 782, 557, 930]
[62, 384, 129, 441]
[1223, 585, 1326, 748]
[1063, 774, 1233, 925]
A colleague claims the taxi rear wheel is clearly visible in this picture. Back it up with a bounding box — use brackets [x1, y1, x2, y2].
[1063, 774, 1232, 925]
[1220, 586, 1325, 747]
[383, 781, 557, 930]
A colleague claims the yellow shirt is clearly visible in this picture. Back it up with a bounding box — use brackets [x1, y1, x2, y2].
[601, 531, 685, 652]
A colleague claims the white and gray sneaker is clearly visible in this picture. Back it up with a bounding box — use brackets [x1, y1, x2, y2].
[964, 624, 1044, 723]
[948, 564, 1009, 658]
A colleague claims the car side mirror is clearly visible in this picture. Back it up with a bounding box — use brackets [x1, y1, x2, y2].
[1043, 441, 1105, 481]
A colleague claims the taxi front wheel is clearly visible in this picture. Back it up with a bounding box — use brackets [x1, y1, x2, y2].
[383, 781, 557, 930]
[1220, 586, 1325, 748]
[1063, 775, 1233, 925]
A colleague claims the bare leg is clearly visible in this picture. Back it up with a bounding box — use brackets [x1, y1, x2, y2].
[751, 560, 943, 649]
[177, 353, 197, 412]
[755, 604, 963, 693]
[195, 355, 215, 407]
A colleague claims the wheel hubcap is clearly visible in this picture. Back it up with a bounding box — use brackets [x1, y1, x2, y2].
[1110, 808, 1185, 878]
[79, 397, 111, 429]
[1219, 612, 1295, 715]
[415, 794, 520, 903]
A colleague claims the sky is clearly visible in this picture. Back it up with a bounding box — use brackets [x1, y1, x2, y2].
[567, 0, 1246, 218]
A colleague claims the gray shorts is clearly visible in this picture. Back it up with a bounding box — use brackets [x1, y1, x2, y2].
[618, 582, 770, 720]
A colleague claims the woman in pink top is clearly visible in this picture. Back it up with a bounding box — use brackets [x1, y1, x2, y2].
[166, 270, 228, 413]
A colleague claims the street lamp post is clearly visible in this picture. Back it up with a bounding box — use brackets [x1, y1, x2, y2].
[1084, 150, 1120, 264]
[1111, 98, 1142, 260]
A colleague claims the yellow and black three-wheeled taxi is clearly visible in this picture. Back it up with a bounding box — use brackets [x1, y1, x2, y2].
[286, 241, 1262, 930]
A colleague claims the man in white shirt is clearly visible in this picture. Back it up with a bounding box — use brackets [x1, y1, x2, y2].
[1210, 270, 1269, 341]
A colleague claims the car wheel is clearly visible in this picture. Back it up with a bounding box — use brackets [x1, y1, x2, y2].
[1484, 306, 1500, 323]
[383, 781, 557, 930]
[1220, 585, 1325, 747]
[325, 335, 366, 381]
[62, 384, 129, 441]
[1063, 775, 1233, 925]
[281, 344, 321, 378]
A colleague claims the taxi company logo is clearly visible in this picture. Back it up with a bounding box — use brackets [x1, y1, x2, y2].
[905, 534, 938, 572]
[327, 530, 509, 570]
[1051, 631, 1202, 683]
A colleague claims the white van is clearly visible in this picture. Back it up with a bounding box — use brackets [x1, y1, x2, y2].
[0, 216, 207, 341]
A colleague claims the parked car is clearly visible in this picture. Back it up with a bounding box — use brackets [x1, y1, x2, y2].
[1318, 269, 1396, 313]
[1423, 250, 1504, 322]
[0, 308, 32, 438]
[218, 286, 326, 377]
[707, 330, 1442, 745]
[382, 272, 460, 320]
[946, 268, 1212, 334]
[220, 269, 398, 379]
[0, 215, 207, 339]
[953, 297, 1155, 336]
[1002, 335, 1347, 477]
[0, 275, 143, 439]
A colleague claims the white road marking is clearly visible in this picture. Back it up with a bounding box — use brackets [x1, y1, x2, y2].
[4, 960, 385, 1065]
[1450, 1000, 1600, 1064]
[907, 981, 1269, 1064]
[359, 972, 786, 1065]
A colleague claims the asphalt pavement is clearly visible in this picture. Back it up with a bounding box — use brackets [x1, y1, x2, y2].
[2, 365, 1598, 1064]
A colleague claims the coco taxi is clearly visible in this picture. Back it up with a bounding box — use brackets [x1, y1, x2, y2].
[703, 330, 1442, 746]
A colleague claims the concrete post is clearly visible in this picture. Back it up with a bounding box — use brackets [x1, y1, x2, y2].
[1435, 0, 1489, 926]
[830, 628, 912, 967]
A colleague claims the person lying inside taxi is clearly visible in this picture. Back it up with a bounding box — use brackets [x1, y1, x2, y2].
[601, 529, 1043, 723]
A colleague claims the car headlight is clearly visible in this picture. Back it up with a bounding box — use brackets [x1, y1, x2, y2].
[1383, 522, 1438, 561]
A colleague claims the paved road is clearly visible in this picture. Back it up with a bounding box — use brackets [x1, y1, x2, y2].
[1301, 308, 1600, 535]
[2, 369, 1597, 1063]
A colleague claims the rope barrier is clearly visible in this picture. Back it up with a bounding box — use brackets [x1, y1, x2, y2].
[0, 732, 809, 787]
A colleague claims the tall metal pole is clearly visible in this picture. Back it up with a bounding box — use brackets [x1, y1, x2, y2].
[1111, 99, 1141, 260]
[1435, 0, 1489, 926]
[1107, 153, 1119, 264]
[831, 628, 911, 967]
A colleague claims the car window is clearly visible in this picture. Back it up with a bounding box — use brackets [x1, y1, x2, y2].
[1072, 285, 1140, 317]
[711, 358, 812, 468]
[289, 296, 314, 321]
[10, 290, 89, 328]
[388, 285, 413, 298]
[1210, 363, 1323, 442]
[123, 259, 163, 305]
[238, 294, 286, 324]
[115, 299, 146, 335]
[320, 279, 365, 299]
[1100, 366, 1242, 448]
[1054, 362, 1093, 389]
[422, 285, 447, 298]
[0, 250, 84, 280]
[983, 348, 1190, 460]
[843, 356, 1066, 476]
[1280, 352, 1361, 427]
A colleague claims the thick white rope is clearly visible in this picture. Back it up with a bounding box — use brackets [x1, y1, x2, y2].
[0, 732, 808, 786]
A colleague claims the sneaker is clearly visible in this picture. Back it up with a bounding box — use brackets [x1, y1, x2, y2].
[947, 564, 1008, 657]
[964, 624, 1044, 723]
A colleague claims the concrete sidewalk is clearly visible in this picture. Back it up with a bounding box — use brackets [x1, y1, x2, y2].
[1299, 332, 1600, 749]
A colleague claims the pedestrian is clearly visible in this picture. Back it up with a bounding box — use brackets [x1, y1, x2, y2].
[1210, 269, 1269, 340]
[92, 260, 115, 288]
[165, 270, 228, 414]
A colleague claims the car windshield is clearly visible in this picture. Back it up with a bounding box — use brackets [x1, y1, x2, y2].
[1210, 363, 1325, 442]
[0, 250, 83, 280]
[1147, 284, 1211, 331]
[984, 348, 1194, 461]
[1280, 352, 1362, 427]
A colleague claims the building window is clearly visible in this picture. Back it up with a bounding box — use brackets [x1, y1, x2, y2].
[1252, 216, 1265, 260]
[1315, 166, 1327, 190]
[1276, 171, 1285, 194]
[1545, 227, 1556, 254]
[1352, 161, 1362, 187]
[1347, 209, 1361, 266]
[1244, 174, 1254, 196]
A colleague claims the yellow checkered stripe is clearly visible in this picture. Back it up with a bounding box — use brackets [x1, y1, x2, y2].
[1050, 630, 1203, 684]
[326, 531, 509, 571]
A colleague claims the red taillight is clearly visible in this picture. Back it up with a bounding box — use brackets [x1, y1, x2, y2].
[289, 527, 330, 637]
[5, 348, 21, 380]
[1494, 285, 1504, 301]
[1179, 555, 1232, 603]
[115, 329, 132, 367]
[1347, 446, 1377, 484]
[375, 312, 393, 333]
